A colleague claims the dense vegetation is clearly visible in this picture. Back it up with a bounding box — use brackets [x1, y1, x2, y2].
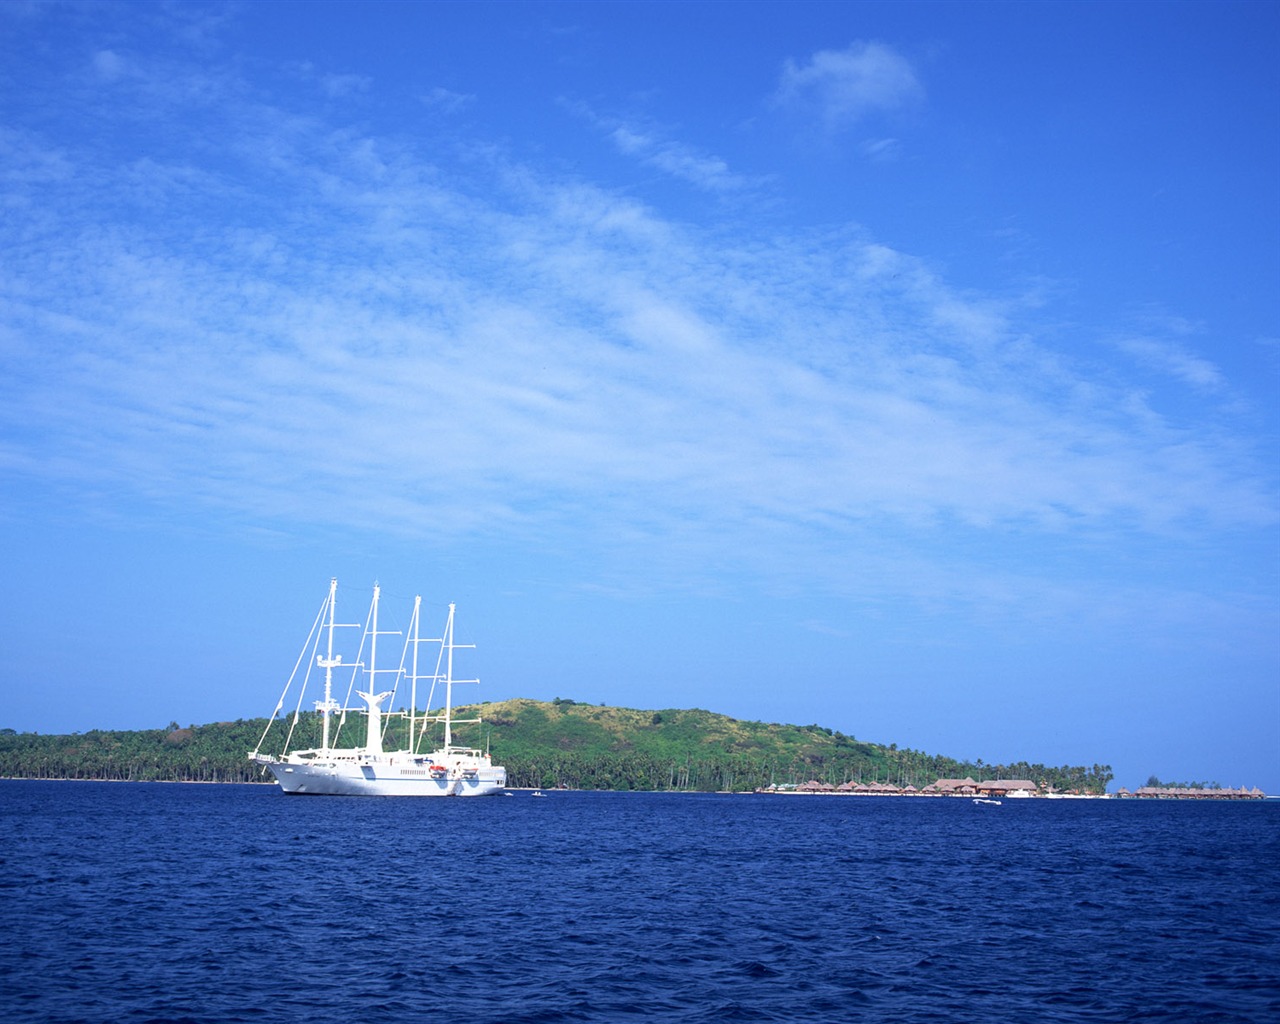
[1144, 774, 1221, 790]
[0, 698, 1113, 793]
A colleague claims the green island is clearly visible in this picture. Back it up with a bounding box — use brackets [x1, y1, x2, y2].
[1, 697, 1114, 793]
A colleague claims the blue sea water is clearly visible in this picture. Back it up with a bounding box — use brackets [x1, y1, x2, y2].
[1, 783, 1278, 1024]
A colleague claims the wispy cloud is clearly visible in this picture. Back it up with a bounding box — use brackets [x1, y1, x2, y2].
[0, 36, 1273, 615]
[421, 86, 475, 114]
[92, 49, 130, 82]
[773, 41, 924, 131]
[1117, 335, 1225, 392]
[861, 137, 902, 162]
[321, 72, 372, 99]
[568, 101, 758, 193]
[282, 61, 373, 100]
[609, 124, 749, 192]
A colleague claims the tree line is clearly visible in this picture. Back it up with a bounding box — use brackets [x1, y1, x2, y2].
[0, 702, 1114, 794]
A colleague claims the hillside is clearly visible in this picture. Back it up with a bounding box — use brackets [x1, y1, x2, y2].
[0, 698, 1113, 792]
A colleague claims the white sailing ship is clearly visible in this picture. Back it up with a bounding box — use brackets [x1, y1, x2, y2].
[249, 579, 506, 796]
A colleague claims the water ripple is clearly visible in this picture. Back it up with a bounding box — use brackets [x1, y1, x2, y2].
[1, 784, 1278, 1023]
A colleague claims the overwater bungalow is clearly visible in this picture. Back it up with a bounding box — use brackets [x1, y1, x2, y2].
[1131, 785, 1265, 800]
[922, 777, 979, 796]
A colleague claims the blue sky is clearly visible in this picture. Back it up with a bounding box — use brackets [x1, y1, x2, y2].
[2, 1, 1276, 792]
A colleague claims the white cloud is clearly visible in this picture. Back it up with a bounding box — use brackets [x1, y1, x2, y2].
[774, 41, 924, 130]
[421, 86, 475, 114]
[608, 124, 749, 192]
[861, 137, 902, 162]
[3, 165, 1268, 547]
[0, 45, 1273, 611]
[92, 49, 128, 81]
[568, 101, 757, 193]
[321, 72, 372, 98]
[1117, 336, 1225, 392]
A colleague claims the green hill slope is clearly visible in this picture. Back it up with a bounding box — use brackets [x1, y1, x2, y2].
[0, 698, 1112, 792]
[472, 698, 937, 790]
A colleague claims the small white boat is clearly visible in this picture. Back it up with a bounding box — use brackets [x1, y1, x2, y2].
[249, 579, 506, 797]
[972, 798, 1002, 806]
[531, 790, 547, 798]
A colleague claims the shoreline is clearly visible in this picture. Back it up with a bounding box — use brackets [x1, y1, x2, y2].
[1, 776, 1270, 799]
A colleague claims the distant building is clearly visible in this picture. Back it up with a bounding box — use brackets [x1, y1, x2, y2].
[1131, 786, 1264, 800]
[974, 779, 1038, 798]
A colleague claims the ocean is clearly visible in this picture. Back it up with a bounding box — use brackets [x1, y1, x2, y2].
[2, 781, 1277, 1023]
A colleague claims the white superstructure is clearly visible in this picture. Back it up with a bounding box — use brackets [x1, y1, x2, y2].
[249, 579, 506, 797]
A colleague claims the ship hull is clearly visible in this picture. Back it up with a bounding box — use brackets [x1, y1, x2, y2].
[261, 759, 506, 797]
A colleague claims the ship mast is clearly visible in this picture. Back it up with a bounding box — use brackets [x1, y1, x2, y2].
[355, 583, 401, 754]
[365, 584, 381, 752]
[315, 577, 342, 754]
[408, 595, 422, 750]
[444, 603, 455, 749]
[442, 603, 477, 750]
